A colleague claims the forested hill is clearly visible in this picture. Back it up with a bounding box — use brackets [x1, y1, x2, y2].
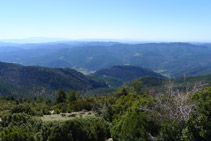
[92, 66, 164, 87]
[0, 62, 107, 97]
[174, 66, 211, 78]
[94, 66, 164, 81]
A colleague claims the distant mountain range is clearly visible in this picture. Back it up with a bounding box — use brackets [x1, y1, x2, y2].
[0, 62, 107, 97]
[0, 42, 211, 78]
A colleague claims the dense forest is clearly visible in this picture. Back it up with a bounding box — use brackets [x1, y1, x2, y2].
[0, 77, 210, 140]
[0, 62, 107, 97]
[93, 65, 164, 87]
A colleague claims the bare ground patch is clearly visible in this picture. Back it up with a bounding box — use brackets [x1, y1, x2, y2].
[39, 111, 95, 121]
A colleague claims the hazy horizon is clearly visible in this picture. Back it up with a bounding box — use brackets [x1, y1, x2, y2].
[0, 37, 211, 44]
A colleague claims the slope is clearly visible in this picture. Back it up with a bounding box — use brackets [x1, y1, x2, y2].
[93, 65, 164, 87]
[0, 62, 107, 97]
[173, 66, 211, 78]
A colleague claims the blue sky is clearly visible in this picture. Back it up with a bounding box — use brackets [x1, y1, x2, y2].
[0, 0, 211, 42]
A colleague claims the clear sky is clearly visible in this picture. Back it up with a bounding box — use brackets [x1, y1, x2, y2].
[0, 0, 211, 42]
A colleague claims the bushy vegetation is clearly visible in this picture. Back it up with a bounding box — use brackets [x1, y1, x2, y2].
[0, 79, 210, 140]
[0, 127, 35, 141]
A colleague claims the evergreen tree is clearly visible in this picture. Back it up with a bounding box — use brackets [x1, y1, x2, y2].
[68, 90, 77, 103]
[56, 89, 67, 104]
[132, 80, 143, 94]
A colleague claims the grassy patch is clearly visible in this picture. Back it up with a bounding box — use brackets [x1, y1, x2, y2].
[39, 111, 95, 121]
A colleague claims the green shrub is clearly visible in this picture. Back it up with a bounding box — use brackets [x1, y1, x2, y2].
[111, 94, 156, 141]
[11, 104, 33, 115]
[37, 117, 110, 141]
[181, 87, 211, 140]
[160, 120, 184, 141]
[69, 101, 94, 112]
[0, 127, 35, 141]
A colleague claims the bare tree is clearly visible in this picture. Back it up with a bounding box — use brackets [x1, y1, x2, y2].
[139, 80, 206, 122]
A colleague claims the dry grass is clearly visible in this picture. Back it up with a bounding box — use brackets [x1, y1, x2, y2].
[39, 111, 95, 121]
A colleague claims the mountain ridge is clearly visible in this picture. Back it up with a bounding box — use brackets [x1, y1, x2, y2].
[0, 61, 107, 97]
[0, 42, 211, 77]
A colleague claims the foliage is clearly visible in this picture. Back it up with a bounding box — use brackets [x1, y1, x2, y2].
[56, 89, 67, 104]
[114, 87, 128, 98]
[101, 101, 113, 122]
[132, 79, 143, 94]
[111, 94, 157, 140]
[67, 90, 80, 103]
[0, 82, 210, 140]
[160, 120, 184, 141]
[36, 117, 110, 141]
[0, 127, 35, 141]
[0, 113, 41, 132]
[69, 101, 93, 112]
[181, 87, 211, 140]
[11, 104, 33, 115]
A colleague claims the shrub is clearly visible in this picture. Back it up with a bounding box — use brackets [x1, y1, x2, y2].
[0, 127, 35, 141]
[37, 117, 110, 141]
[181, 87, 211, 140]
[11, 104, 33, 115]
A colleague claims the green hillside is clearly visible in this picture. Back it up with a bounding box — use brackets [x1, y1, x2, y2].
[137, 74, 211, 93]
[174, 66, 211, 78]
[0, 62, 107, 97]
[93, 65, 164, 87]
